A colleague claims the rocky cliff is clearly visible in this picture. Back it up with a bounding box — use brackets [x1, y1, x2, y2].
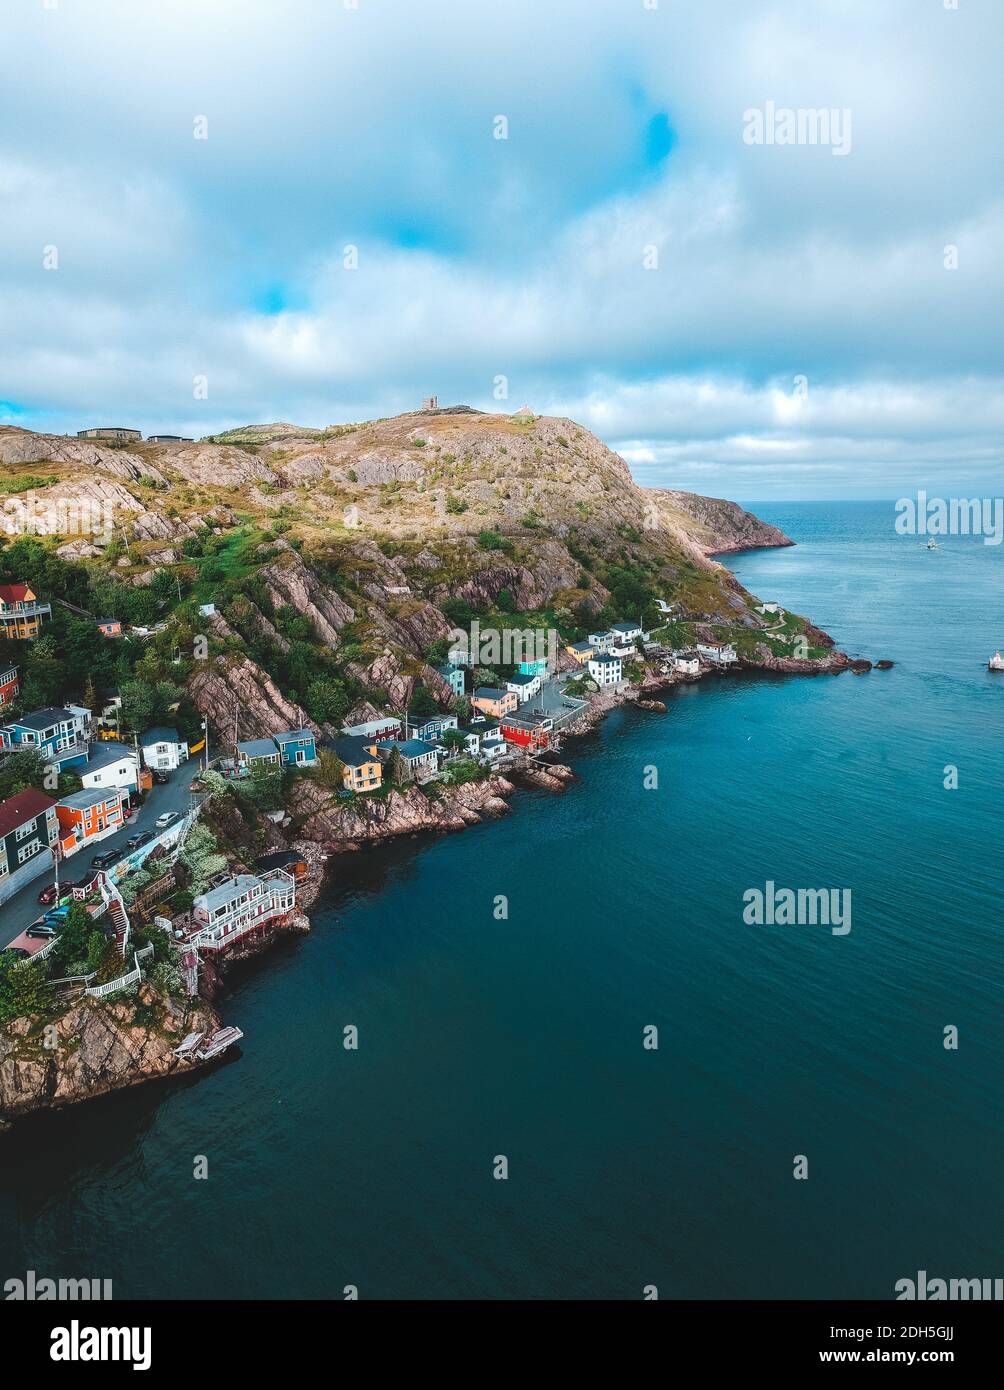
[0, 985, 220, 1129]
[288, 773, 514, 847]
[649, 489, 795, 556]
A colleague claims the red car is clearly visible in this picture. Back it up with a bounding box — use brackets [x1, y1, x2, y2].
[37, 883, 62, 906]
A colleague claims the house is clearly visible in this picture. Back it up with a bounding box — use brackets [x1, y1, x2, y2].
[436, 663, 466, 698]
[0, 583, 52, 640]
[471, 686, 518, 718]
[342, 716, 403, 741]
[756, 602, 782, 616]
[566, 640, 593, 665]
[696, 641, 738, 665]
[0, 788, 58, 905]
[140, 727, 189, 771]
[96, 618, 122, 637]
[80, 742, 141, 792]
[588, 652, 623, 687]
[609, 621, 648, 650]
[375, 738, 440, 779]
[236, 737, 282, 769]
[333, 736, 383, 793]
[460, 721, 504, 761]
[273, 729, 318, 767]
[518, 656, 550, 679]
[506, 672, 542, 704]
[148, 434, 193, 443]
[0, 663, 20, 710]
[587, 631, 615, 653]
[190, 870, 296, 951]
[674, 652, 700, 676]
[409, 713, 458, 742]
[500, 711, 554, 753]
[76, 426, 141, 440]
[0, 706, 90, 769]
[55, 787, 128, 857]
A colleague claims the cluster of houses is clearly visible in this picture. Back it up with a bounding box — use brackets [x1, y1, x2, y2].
[564, 620, 650, 686]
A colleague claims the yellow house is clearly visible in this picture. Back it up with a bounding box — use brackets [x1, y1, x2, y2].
[471, 686, 518, 718]
[334, 737, 383, 792]
[0, 583, 52, 640]
[566, 640, 593, 665]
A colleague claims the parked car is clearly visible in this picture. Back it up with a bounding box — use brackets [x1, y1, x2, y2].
[122, 803, 134, 819]
[26, 924, 58, 939]
[155, 811, 179, 830]
[152, 770, 170, 785]
[127, 830, 153, 851]
[90, 850, 120, 870]
[37, 883, 62, 906]
[43, 906, 71, 925]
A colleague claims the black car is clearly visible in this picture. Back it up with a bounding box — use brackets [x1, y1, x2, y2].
[26, 924, 58, 939]
[127, 830, 153, 851]
[90, 850, 120, 870]
[152, 770, 170, 785]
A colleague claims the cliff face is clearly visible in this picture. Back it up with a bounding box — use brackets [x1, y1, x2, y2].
[0, 985, 220, 1128]
[288, 774, 514, 846]
[649, 489, 795, 556]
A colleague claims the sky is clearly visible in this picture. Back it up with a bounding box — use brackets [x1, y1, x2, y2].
[0, 0, 1001, 500]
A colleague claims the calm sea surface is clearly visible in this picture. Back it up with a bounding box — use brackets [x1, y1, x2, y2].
[1, 500, 1001, 1299]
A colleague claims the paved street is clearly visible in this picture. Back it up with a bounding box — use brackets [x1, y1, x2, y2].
[1, 756, 205, 949]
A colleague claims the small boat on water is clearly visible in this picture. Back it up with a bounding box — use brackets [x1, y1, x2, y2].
[926, 539, 938, 549]
[989, 651, 1004, 672]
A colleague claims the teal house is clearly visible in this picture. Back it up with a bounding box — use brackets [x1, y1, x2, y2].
[273, 729, 318, 767]
[518, 657, 549, 679]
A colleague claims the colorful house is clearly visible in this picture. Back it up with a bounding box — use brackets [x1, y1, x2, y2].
[0, 663, 20, 710]
[0, 788, 58, 906]
[55, 787, 128, 857]
[471, 686, 518, 719]
[565, 640, 593, 665]
[0, 706, 90, 768]
[409, 713, 458, 741]
[500, 712, 554, 753]
[273, 729, 318, 767]
[140, 727, 189, 771]
[190, 870, 296, 952]
[96, 618, 122, 637]
[375, 738, 440, 779]
[436, 663, 466, 698]
[518, 656, 549, 679]
[588, 652, 623, 687]
[333, 736, 383, 792]
[0, 583, 52, 640]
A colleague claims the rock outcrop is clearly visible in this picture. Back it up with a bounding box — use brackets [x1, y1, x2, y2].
[0, 986, 220, 1129]
[650, 488, 795, 556]
[288, 774, 514, 845]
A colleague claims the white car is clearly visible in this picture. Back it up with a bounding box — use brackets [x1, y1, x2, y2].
[155, 810, 180, 830]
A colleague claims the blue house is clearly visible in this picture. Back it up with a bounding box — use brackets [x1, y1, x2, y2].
[436, 663, 466, 698]
[273, 729, 318, 767]
[0, 706, 90, 770]
[236, 737, 282, 769]
[410, 713, 458, 742]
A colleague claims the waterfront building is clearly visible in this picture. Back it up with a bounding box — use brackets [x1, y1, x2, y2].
[588, 652, 623, 687]
[0, 583, 52, 640]
[190, 870, 296, 951]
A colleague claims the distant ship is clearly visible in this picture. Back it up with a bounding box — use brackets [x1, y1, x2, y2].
[989, 651, 1004, 672]
[926, 539, 938, 549]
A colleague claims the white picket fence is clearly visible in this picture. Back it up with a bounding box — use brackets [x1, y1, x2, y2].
[84, 952, 143, 999]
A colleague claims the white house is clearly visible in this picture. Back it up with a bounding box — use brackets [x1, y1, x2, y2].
[505, 672, 542, 704]
[609, 621, 648, 650]
[141, 726, 189, 771]
[588, 652, 623, 687]
[756, 602, 782, 616]
[80, 742, 141, 792]
[696, 641, 738, 665]
[674, 653, 700, 676]
[587, 631, 615, 653]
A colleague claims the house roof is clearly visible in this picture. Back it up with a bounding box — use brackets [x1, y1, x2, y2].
[0, 583, 35, 604]
[473, 686, 508, 700]
[237, 738, 280, 759]
[274, 728, 314, 745]
[57, 788, 124, 811]
[141, 726, 182, 746]
[396, 739, 439, 758]
[589, 651, 621, 664]
[84, 742, 138, 772]
[568, 640, 592, 653]
[611, 623, 641, 633]
[196, 874, 262, 914]
[507, 673, 537, 687]
[0, 787, 55, 837]
[254, 850, 304, 872]
[333, 735, 379, 767]
[9, 706, 81, 732]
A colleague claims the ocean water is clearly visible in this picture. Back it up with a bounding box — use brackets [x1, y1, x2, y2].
[1, 500, 1001, 1300]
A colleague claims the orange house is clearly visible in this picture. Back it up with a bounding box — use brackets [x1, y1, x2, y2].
[471, 686, 518, 719]
[0, 583, 52, 640]
[55, 788, 128, 857]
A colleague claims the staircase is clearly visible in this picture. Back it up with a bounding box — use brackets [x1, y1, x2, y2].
[98, 872, 131, 955]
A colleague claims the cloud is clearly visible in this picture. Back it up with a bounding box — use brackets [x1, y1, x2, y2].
[0, 0, 1001, 497]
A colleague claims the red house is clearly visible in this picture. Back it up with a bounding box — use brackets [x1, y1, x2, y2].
[499, 712, 553, 753]
[55, 787, 128, 857]
[0, 663, 20, 710]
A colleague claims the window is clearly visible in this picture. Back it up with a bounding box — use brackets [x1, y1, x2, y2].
[17, 839, 41, 864]
[15, 819, 37, 842]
